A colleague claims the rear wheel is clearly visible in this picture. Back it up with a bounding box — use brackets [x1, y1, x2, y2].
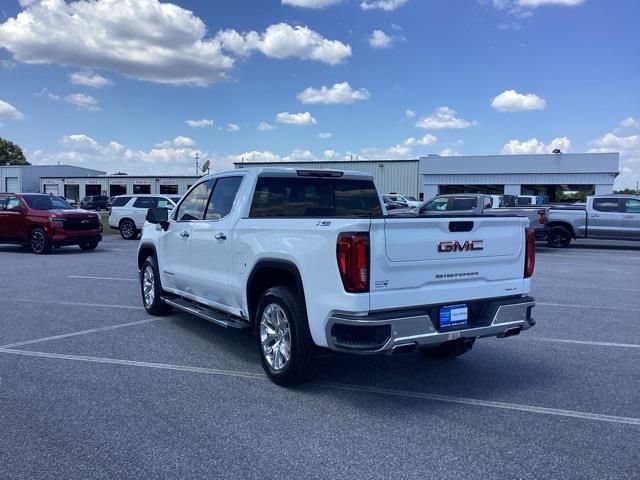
[79, 241, 99, 251]
[140, 256, 172, 315]
[419, 338, 475, 359]
[256, 286, 317, 386]
[30, 228, 52, 255]
[120, 219, 138, 240]
[547, 226, 571, 248]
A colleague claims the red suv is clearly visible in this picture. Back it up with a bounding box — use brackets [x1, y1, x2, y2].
[0, 193, 102, 254]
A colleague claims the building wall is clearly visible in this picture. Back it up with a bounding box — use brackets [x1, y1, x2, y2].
[236, 160, 421, 197]
[39, 176, 202, 200]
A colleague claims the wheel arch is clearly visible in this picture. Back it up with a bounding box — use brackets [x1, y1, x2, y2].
[546, 221, 575, 238]
[137, 243, 158, 271]
[246, 260, 307, 328]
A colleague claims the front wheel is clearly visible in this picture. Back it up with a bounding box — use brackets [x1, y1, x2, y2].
[79, 241, 99, 251]
[419, 338, 475, 359]
[30, 228, 52, 255]
[140, 256, 172, 315]
[546, 226, 571, 248]
[256, 286, 317, 386]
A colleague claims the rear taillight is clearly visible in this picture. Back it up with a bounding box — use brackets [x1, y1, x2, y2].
[537, 209, 547, 225]
[524, 227, 536, 278]
[337, 232, 370, 293]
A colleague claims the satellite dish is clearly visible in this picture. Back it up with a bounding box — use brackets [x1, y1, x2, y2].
[201, 159, 211, 173]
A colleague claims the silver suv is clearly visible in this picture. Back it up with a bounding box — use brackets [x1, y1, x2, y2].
[108, 194, 181, 239]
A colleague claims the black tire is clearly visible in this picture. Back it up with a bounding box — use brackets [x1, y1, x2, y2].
[79, 241, 99, 251]
[29, 228, 52, 255]
[140, 256, 172, 316]
[119, 219, 137, 240]
[256, 286, 317, 386]
[419, 338, 475, 359]
[546, 226, 572, 248]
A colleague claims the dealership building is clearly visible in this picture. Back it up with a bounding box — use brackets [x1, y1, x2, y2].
[236, 152, 620, 200]
[2, 151, 620, 202]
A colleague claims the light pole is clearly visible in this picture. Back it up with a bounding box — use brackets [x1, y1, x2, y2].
[195, 152, 200, 176]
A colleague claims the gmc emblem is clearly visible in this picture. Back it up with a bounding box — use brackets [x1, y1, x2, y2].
[438, 240, 484, 253]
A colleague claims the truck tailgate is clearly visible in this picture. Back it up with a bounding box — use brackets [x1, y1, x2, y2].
[369, 216, 529, 311]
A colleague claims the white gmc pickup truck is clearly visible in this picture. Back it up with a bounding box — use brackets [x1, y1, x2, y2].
[137, 168, 536, 385]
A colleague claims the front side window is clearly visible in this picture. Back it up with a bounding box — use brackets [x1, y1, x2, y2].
[1, 196, 21, 211]
[421, 198, 449, 212]
[205, 177, 243, 220]
[592, 198, 620, 212]
[624, 198, 640, 213]
[175, 180, 213, 221]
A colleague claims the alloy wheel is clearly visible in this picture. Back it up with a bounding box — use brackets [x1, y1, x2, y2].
[260, 303, 292, 371]
[142, 265, 155, 307]
[31, 230, 45, 253]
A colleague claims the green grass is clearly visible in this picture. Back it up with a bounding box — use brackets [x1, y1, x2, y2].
[99, 211, 119, 236]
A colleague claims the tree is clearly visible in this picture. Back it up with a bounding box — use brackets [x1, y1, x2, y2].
[0, 137, 30, 165]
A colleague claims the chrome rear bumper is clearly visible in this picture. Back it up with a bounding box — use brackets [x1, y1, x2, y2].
[326, 296, 535, 354]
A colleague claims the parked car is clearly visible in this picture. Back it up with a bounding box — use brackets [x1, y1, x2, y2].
[80, 195, 109, 211]
[382, 195, 408, 211]
[385, 193, 422, 208]
[0, 193, 102, 254]
[418, 194, 549, 239]
[109, 194, 182, 240]
[61, 196, 77, 207]
[545, 195, 640, 247]
[137, 167, 536, 386]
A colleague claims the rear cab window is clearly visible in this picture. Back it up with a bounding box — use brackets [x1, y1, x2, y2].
[249, 176, 382, 218]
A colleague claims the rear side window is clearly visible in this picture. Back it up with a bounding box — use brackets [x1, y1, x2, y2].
[112, 196, 132, 207]
[593, 198, 620, 212]
[133, 197, 158, 209]
[250, 177, 382, 218]
[175, 180, 213, 221]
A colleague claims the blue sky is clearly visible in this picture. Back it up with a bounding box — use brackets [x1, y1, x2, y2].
[0, 0, 638, 187]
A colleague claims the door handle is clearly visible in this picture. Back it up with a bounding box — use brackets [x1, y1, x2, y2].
[590, 214, 599, 218]
[179, 231, 190, 238]
[624, 215, 634, 219]
[215, 233, 227, 241]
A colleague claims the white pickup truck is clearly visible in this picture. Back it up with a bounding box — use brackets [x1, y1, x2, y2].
[137, 168, 536, 385]
[546, 195, 640, 247]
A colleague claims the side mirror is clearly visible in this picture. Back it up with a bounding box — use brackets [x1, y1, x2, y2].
[146, 207, 169, 230]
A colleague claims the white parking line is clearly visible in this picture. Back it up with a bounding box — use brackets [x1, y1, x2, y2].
[67, 275, 137, 282]
[537, 302, 640, 313]
[525, 337, 640, 349]
[8, 299, 145, 310]
[0, 317, 169, 349]
[0, 348, 638, 426]
[533, 283, 639, 293]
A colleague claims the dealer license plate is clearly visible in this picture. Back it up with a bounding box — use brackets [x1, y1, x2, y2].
[440, 304, 468, 328]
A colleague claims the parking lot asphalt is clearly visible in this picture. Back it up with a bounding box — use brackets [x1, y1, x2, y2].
[1, 237, 639, 480]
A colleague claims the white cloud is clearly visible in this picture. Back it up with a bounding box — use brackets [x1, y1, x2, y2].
[276, 111, 317, 126]
[0, 59, 16, 70]
[186, 119, 214, 128]
[323, 149, 340, 159]
[0, 0, 235, 86]
[439, 148, 460, 157]
[218, 23, 351, 66]
[405, 109, 416, 118]
[282, 0, 343, 7]
[64, 93, 100, 111]
[34, 88, 61, 100]
[258, 122, 277, 131]
[368, 30, 393, 49]
[588, 129, 640, 190]
[69, 70, 113, 88]
[0, 99, 24, 120]
[361, 0, 408, 11]
[502, 136, 571, 154]
[516, 0, 583, 6]
[491, 89, 546, 112]
[404, 134, 438, 146]
[620, 117, 640, 129]
[416, 106, 475, 129]
[60, 133, 100, 150]
[298, 82, 370, 104]
[226, 123, 240, 132]
[490, 0, 584, 17]
[318, 132, 333, 139]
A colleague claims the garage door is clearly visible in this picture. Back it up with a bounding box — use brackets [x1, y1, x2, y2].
[5, 177, 19, 193]
[44, 184, 59, 195]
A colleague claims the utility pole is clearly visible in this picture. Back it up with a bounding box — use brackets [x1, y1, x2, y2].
[195, 152, 200, 175]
